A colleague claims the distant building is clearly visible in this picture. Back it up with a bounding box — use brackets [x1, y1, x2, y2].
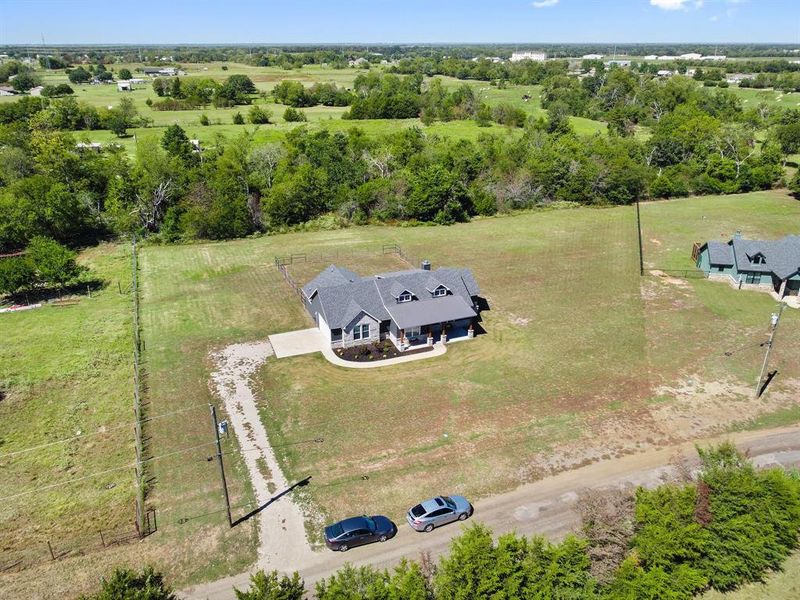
[679, 53, 702, 60]
[606, 60, 631, 68]
[643, 55, 658, 61]
[510, 51, 547, 62]
[76, 142, 103, 152]
[657, 70, 673, 78]
[29, 86, 44, 96]
[700, 55, 726, 61]
[117, 81, 133, 91]
[0, 85, 16, 96]
[582, 54, 604, 60]
[142, 66, 179, 77]
[726, 73, 751, 84]
[348, 57, 369, 67]
[658, 55, 677, 61]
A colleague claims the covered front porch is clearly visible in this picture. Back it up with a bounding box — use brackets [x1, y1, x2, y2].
[386, 295, 478, 351]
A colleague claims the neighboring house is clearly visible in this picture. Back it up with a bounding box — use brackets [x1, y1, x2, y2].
[695, 232, 800, 298]
[117, 80, 133, 91]
[303, 262, 482, 349]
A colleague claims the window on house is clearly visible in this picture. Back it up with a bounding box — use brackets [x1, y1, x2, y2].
[331, 328, 342, 342]
[407, 326, 421, 337]
[746, 273, 761, 284]
[433, 287, 447, 297]
[398, 293, 412, 303]
[353, 323, 370, 340]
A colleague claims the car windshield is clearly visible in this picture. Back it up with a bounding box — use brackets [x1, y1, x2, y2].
[364, 516, 377, 531]
[328, 523, 344, 538]
[441, 496, 456, 510]
[411, 504, 426, 517]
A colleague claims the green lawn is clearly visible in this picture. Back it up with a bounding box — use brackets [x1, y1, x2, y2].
[728, 85, 800, 109]
[3, 190, 798, 597]
[0, 245, 134, 561]
[1, 62, 611, 151]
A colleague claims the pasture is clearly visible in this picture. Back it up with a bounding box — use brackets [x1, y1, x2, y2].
[3, 190, 799, 598]
[0, 61, 610, 153]
[257, 191, 800, 537]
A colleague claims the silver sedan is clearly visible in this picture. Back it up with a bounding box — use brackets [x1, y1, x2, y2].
[406, 495, 473, 532]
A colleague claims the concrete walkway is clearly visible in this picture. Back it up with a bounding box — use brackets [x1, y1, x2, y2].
[268, 328, 325, 358]
[321, 341, 447, 369]
[269, 326, 452, 369]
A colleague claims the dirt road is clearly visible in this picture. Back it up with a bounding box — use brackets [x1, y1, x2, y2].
[182, 424, 800, 599]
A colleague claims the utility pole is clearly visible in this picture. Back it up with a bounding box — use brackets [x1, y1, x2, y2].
[635, 199, 644, 276]
[754, 303, 785, 398]
[209, 404, 233, 527]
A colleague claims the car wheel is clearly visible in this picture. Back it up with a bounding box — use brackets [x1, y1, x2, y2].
[379, 534, 387, 542]
[424, 523, 434, 533]
[339, 544, 349, 552]
[458, 512, 468, 521]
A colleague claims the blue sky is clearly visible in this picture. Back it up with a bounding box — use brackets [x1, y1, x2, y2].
[0, 0, 797, 45]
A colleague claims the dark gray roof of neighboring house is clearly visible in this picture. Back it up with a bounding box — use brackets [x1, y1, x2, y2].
[387, 295, 477, 330]
[303, 264, 481, 330]
[731, 235, 800, 280]
[706, 241, 734, 266]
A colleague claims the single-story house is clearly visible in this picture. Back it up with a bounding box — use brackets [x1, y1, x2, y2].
[695, 232, 800, 298]
[303, 262, 482, 349]
[117, 80, 133, 91]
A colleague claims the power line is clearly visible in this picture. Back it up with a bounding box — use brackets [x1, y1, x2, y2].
[1, 402, 212, 460]
[0, 440, 219, 502]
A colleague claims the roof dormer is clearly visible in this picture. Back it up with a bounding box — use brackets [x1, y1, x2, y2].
[748, 252, 766, 265]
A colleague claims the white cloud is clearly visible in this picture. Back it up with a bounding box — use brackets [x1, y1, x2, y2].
[649, 0, 692, 10]
[532, 0, 559, 8]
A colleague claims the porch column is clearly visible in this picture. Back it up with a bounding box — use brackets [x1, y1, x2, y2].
[779, 280, 787, 298]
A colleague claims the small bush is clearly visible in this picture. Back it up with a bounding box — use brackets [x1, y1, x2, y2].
[249, 105, 272, 124]
[232, 112, 244, 125]
[283, 107, 307, 122]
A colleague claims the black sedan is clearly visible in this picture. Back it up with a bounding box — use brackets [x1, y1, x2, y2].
[324, 515, 396, 552]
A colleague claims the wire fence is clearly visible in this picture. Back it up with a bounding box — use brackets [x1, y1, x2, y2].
[274, 244, 421, 308]
[131, 237, 148, 538]
[0, 509, 156, 574]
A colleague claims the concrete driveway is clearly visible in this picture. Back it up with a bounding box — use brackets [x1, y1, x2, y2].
[268, 328, 324, 358]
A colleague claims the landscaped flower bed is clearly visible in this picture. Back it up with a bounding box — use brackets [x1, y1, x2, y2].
[334, 340, 433, 362]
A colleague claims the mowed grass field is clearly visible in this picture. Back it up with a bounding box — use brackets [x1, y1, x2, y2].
[0, 61, 610, 153]
[255, 191, 800, 537]
[3, 190, 798, 597]
[703, 551, 800, 599]
[0, 245, 138, 589]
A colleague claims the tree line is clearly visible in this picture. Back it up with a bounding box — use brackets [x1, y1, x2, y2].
[80, 444, 800, 600]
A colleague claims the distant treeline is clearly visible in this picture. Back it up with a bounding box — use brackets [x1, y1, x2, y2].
[2, 72, 799, 252]
[3, 44, 800, 66]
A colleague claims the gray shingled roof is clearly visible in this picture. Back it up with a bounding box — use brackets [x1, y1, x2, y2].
[302, 265, 359, 297]
[707, 241, 734, 266]
[731, 235, 800, 280]
[304, 265, 481, 330]
[388, 295, 477, 329]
